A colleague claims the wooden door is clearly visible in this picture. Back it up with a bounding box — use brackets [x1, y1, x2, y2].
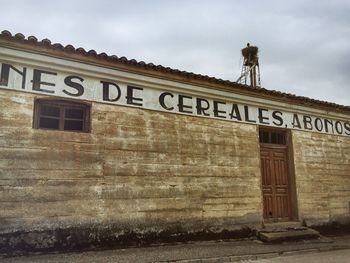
[260, 146, 291, 220]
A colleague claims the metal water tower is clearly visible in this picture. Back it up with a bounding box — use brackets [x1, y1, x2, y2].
[236, 43, 261, 87]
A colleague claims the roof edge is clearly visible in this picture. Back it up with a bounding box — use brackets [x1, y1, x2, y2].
[0, 30, 349, 114]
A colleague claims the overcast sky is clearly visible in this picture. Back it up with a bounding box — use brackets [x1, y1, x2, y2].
[1, 0, 349, 106]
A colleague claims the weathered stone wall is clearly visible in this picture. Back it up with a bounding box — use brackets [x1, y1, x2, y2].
[0, 89, 262, 242]
[292, 130, 350, 225]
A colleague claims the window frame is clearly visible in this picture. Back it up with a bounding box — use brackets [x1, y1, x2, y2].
[33, 99, 91, 133]
[259, 128, 287, 145]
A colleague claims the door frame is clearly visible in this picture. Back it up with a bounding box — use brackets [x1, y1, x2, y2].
[258, 127, 299, 222]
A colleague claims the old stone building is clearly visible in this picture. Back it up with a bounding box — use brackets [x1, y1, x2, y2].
[0, 30, 349, 251]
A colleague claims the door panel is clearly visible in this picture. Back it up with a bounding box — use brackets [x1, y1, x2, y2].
[261, 146, 291, 220]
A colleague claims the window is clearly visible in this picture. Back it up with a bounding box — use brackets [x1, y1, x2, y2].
[259, 129, 286, 145]
[34, 100, 90, 132]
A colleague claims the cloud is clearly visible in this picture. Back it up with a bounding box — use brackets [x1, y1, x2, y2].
[0, 0, 349, 105]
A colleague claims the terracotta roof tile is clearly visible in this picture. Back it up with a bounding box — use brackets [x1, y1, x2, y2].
[41, 38, 51, 45]
[28, 36, 37, 42]
[0, 30, 349, 112]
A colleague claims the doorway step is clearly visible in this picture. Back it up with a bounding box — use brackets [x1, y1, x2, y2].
[257, 221, 320, 243]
